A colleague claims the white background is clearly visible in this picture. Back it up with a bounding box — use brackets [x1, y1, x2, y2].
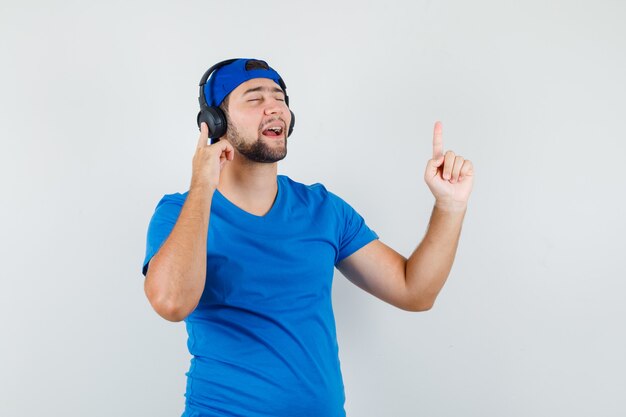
[1, 0, 625, 416]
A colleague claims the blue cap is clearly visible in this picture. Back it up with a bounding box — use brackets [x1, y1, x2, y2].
[204, 58, 284, 107]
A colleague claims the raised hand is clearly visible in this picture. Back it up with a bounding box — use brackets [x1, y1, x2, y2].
[190, 122, 235, 192]
[424, 121, 474, 210]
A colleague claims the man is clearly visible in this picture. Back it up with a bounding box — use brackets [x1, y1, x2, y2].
[141, 58, 474, 417]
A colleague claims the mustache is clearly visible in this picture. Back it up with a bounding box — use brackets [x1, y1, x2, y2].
[260, 116, 287, 131]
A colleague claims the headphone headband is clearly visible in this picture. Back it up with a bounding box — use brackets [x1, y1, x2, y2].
[198, 58, 239, 111]
[198, 58, 290, 109]
[199, 58, 239, 87]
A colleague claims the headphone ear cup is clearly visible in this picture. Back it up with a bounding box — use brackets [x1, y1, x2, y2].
[287, 110, 296, 137]
[197, 106, 228, 141]
[196, 111, 204, 130]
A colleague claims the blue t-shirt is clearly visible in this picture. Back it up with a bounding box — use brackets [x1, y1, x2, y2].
[142, 174, 379, 417]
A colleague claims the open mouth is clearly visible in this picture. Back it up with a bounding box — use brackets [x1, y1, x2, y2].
[262, 126, 284, 138]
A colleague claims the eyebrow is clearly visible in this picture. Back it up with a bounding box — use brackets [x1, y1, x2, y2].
[242, 86, 285, 96]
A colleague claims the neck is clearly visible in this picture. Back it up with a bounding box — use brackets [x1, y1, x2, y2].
[216, 154, 279, 207]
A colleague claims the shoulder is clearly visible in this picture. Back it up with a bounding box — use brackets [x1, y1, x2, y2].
[279, 174, 327, 193]
[151, 191, 187, 216]
[279, 174, 331, 201]
[279, 174, 347, 209]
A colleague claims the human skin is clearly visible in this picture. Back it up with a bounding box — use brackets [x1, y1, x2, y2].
[143, 122, 233, 322]
[144, 78, 291, 322]
[336, 121, 475, 311]
[145, 79, 475, 318]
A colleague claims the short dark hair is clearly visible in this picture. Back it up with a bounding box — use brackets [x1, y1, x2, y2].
[245, 59, 270, 71]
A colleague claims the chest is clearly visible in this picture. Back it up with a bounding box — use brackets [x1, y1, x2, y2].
[200, 218, 338, 308]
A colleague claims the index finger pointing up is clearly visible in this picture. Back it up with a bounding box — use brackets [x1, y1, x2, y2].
[197, 122, 210, 148]
[432, 121, 443, 159]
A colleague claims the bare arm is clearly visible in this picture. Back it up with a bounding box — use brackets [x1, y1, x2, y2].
[405, 201, 466, 310]
[335, 202, 466, 312]
[336, 121, 474, 312]
[143, 123, 234, 322]
[144, 185, 214, 322]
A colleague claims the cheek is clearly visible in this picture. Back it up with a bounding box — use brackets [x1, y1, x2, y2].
[230, 112, 262, 134]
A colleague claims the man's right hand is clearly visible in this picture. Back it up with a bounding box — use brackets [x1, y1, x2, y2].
[190, 122, 234, 191]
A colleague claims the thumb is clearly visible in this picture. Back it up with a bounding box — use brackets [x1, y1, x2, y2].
[426, 156, 444, 179]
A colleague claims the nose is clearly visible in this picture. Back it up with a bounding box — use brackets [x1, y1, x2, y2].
[264, 100, 284, 116]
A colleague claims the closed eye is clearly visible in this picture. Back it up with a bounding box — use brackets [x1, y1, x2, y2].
[248, 97, 285, 102]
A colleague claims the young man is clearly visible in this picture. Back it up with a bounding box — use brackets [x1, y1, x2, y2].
[141, 58, 474, 417]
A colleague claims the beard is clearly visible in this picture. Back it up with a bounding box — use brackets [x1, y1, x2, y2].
[225, 119, 288, 163]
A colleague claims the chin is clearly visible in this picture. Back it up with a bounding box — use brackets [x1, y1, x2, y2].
[244, 144, 287, 163]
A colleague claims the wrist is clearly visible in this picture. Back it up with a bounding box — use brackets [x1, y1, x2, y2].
[188, 183, 217, 203]
[190, 180, 217, 194]
[434, 199, 468, 213]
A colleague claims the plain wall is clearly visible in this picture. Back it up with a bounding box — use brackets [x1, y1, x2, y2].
[1, 0, 625, 415]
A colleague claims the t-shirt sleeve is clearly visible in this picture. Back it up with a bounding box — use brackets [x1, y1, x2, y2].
[141, 194, 185, 277]
[327, 190, 379, 266]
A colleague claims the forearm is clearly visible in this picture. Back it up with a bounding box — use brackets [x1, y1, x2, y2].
[144, 185, 214, 321]
[405, 201, 467, 310]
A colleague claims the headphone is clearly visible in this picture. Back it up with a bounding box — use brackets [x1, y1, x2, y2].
[197, 58, 296, 144]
